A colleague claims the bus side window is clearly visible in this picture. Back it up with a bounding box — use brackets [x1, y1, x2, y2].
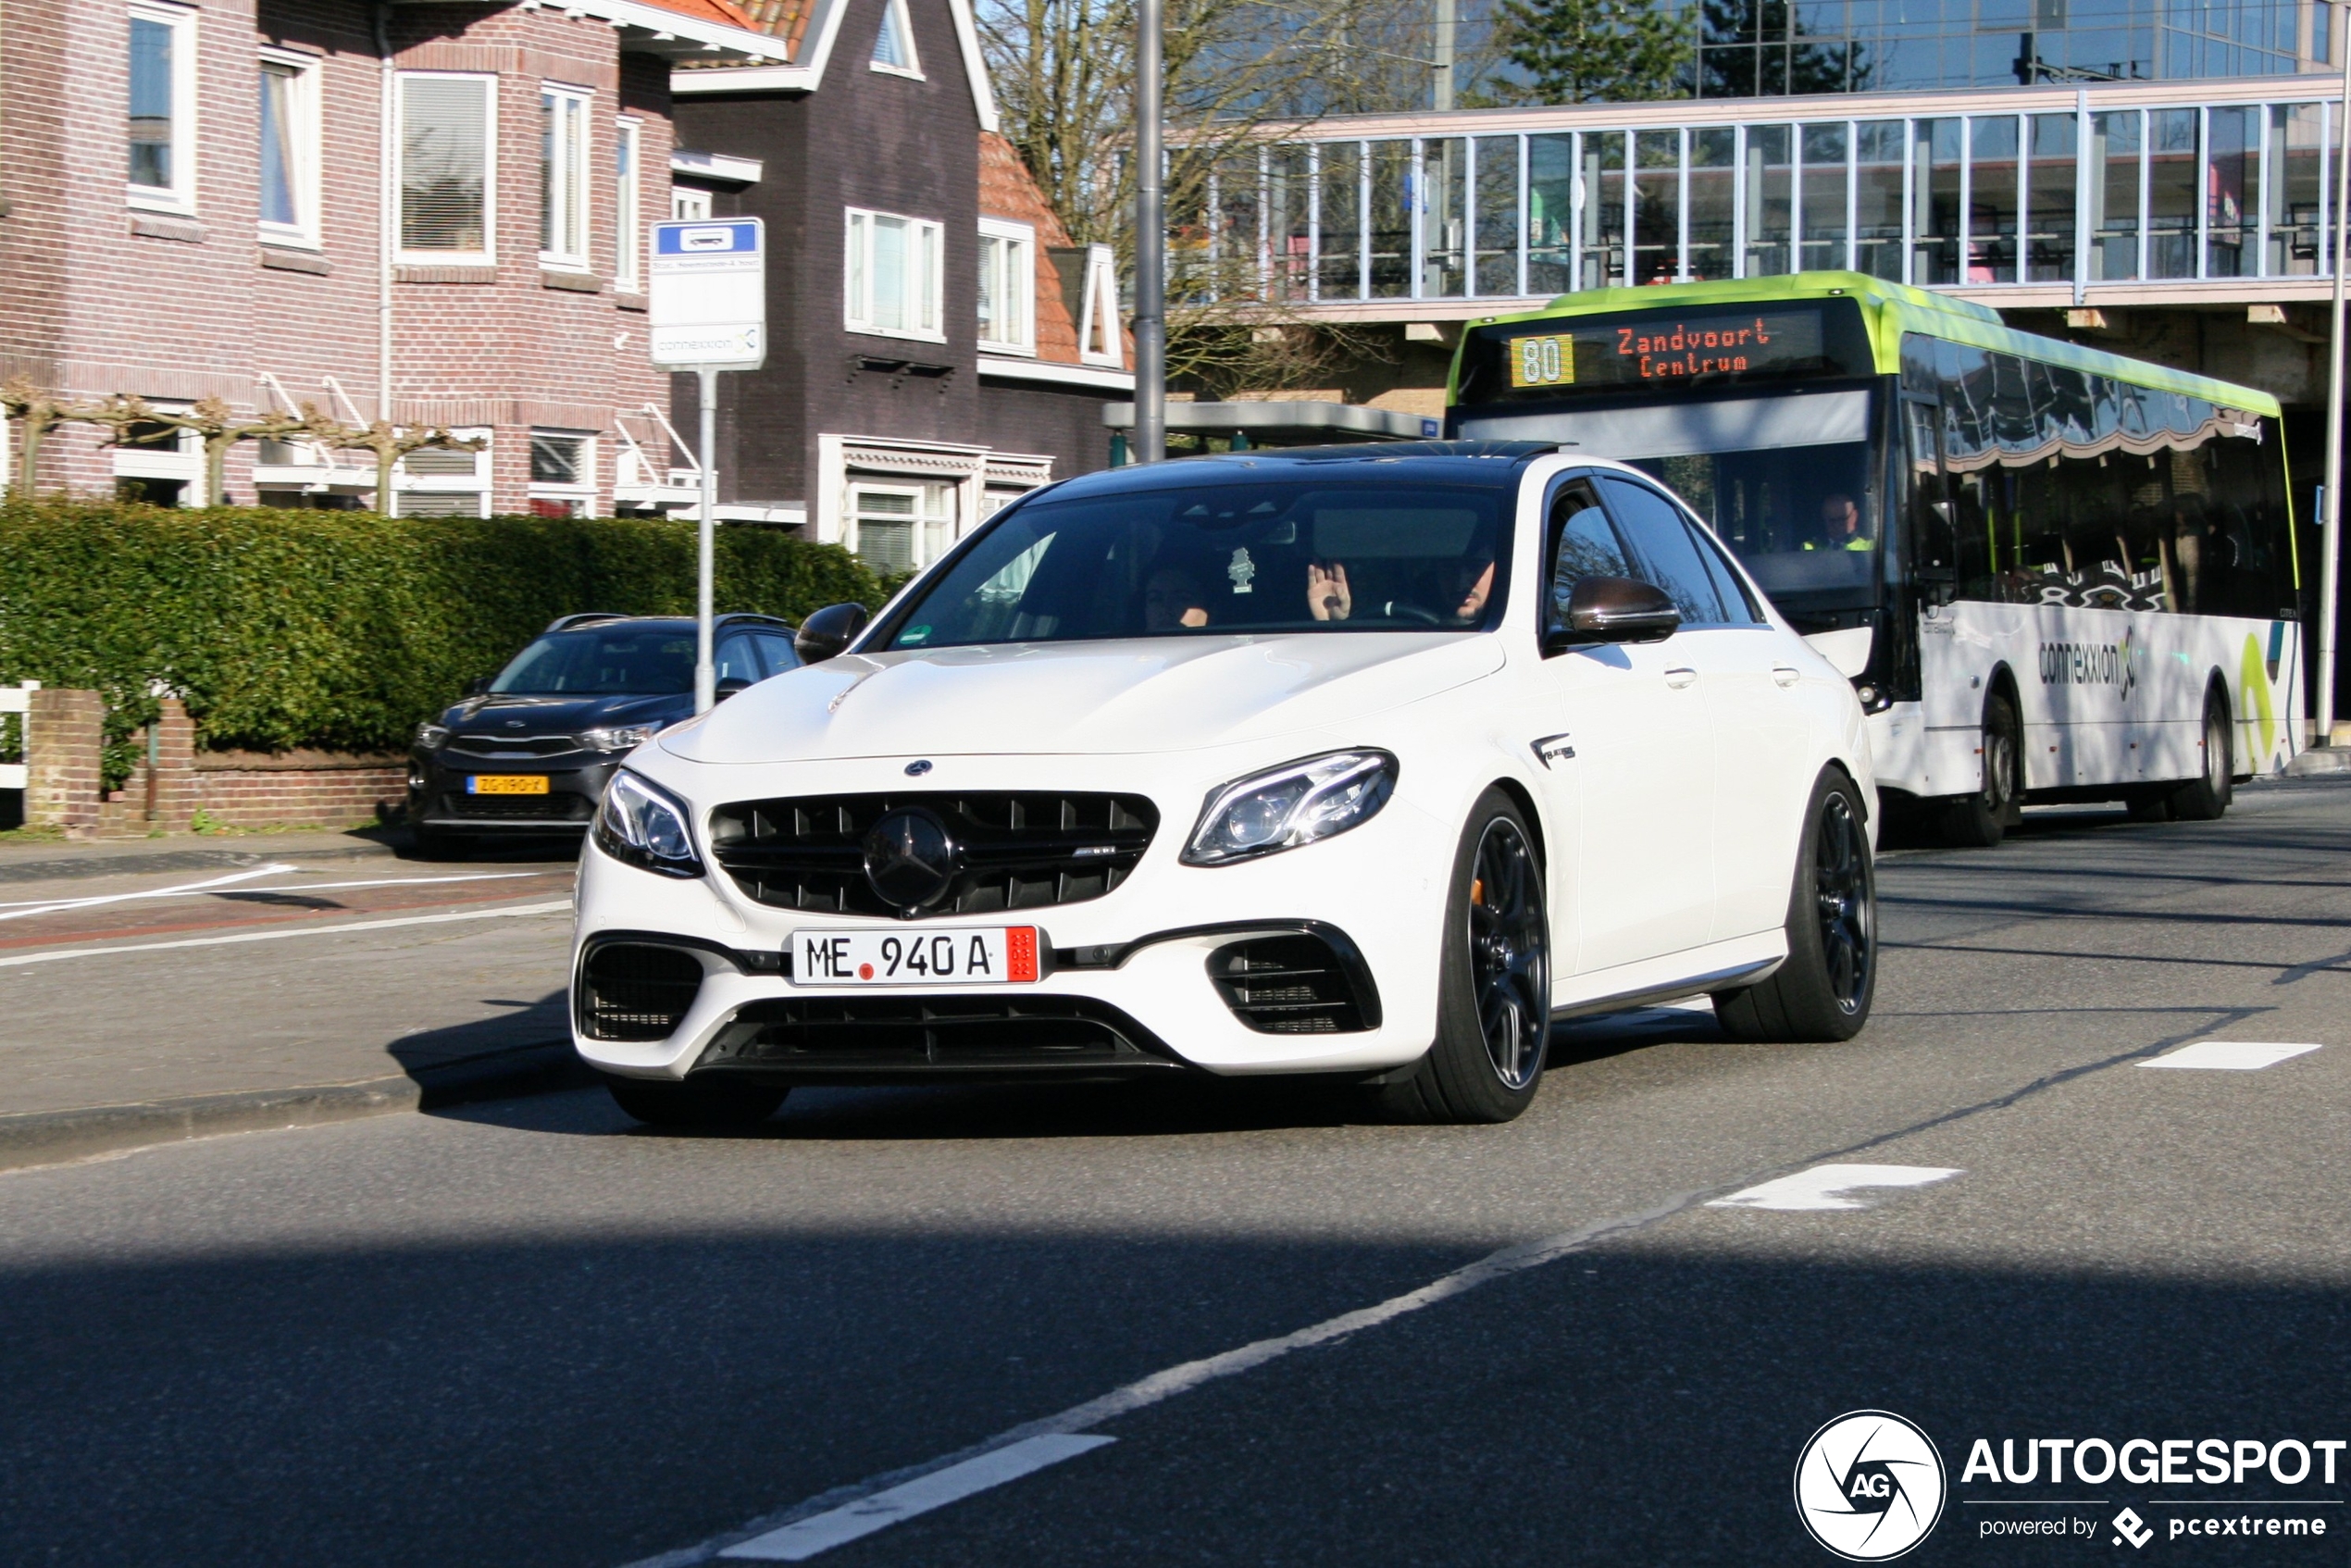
[1903, 398, 1958, 591]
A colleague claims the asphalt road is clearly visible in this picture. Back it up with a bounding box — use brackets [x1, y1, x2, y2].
[4, 784, 2349, 1567]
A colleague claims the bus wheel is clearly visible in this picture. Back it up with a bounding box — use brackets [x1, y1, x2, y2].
[2168, 687, 2233, 822]
[1943, 692, 2022, 848]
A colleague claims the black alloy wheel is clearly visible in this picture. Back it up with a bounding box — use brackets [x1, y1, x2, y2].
[1714, 768, 1878, 1043]
[1375, 788, 1551, 1125]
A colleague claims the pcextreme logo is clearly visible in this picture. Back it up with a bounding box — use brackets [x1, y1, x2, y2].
[1795, 1411, 1949, 1561]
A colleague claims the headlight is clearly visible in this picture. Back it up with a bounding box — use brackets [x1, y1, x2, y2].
[414, 722, 450, 750]
[1182, 750, 1398, 866]
[582, 723, 658, 753]
[593, 769, 704, 878]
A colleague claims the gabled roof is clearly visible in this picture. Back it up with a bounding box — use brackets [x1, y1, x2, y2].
[672, 0, 999, 131]
[641, 0, 761, 24]
[392, 0, 782, 62]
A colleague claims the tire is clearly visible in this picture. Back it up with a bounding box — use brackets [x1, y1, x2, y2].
[2167, 686, 2233, 822]
[1714, 768, 1877, 1043]
[603, 1073, 788, 1129]
[1941, 691, 2023, 848]
[1374, 788, 1551, 1125]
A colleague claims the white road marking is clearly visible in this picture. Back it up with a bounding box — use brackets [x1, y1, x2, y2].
[718, 1437, 1117, 1562]
[1706, 1163, 1963, 1212]
[0, 900, 572, 967]
[628, 1192, 1698, 1566]
[0, 864, 296, 919]
[2140, 1040, 2321, 1071]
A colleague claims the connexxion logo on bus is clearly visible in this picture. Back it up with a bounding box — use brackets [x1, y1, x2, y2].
[2039, 636, 2137, 699]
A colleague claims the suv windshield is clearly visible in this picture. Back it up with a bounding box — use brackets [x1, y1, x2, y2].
[884, 480, 1512, 650]
[490, 628, 695, 694]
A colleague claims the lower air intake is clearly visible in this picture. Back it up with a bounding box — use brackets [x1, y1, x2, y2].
[1207, 934, 1375, 1034]
[578, 942, 705, 1041]
[696, 994, 1176, 1073]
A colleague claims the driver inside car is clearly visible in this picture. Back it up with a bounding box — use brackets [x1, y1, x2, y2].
[1307, 553, 1497, 625]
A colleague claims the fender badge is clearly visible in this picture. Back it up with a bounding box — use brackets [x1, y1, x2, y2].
[904, 759, 934, 777]
[1532, 733, 1576, 767]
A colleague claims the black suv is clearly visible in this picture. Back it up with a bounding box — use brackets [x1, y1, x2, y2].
[407, 612, 799, 855]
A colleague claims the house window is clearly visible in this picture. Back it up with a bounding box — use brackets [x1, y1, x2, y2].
[871, 0, 922, 76]
[529, 430, 596, 516]
[850, 481, 956, 572]
[845, 208, 944, 340]
[615, 118, 643, 292]
[672, 186, 713, 221]
[541, 85, 591, 268]
[977, 218, 1035, 353]
[398, 73, 495, 260]
[1078, 242, 1124, 367]
[394, 429, 491, 516]
[258, 51, 321, 244]
[112, 410, 202, 506]
[127, 3, 196, 212]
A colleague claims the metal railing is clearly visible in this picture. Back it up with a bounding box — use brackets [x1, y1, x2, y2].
[1181, 78, 2351, 307]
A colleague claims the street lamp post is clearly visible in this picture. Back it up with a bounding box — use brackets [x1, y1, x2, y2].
[2320, 0, 2351, 745]
[1134, 0, 1166, 465]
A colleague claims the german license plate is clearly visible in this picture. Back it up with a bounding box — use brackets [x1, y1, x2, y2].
[466, 775, 550, 795]
[794, 927, 1040, 986]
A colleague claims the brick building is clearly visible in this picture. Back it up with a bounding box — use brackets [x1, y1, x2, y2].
[0, 0, 780, 516]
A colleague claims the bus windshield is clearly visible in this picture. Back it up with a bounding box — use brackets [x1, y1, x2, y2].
[1463, 388, 1881, 616]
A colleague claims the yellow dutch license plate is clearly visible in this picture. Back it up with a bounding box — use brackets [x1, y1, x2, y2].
[467, 775, 550, 795]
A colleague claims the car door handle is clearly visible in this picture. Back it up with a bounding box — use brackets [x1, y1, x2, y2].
[1773, 666, 1802, 688]
[1664, 666, 1698, 689]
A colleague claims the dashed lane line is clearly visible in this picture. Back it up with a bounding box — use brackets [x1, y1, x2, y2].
[2140, 1040, 2323, 1071]
[0, 900, 572, 967]
[1707, 1163, 1964, 1213]
[719, 1437, 1120, 1562]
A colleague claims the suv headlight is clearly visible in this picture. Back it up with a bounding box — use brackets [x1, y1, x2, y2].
[414, 722, 450, 750]
[582, 723, 658, 753]
[593, 769, 704, 878]
[1182, 750, 1398, 866]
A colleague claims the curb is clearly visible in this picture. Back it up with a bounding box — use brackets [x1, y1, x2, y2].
[0, 1041, 596, 1173]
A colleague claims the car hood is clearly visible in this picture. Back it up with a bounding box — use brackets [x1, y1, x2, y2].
[441, 691, 690, 734]
[660, 634, 1505, 763]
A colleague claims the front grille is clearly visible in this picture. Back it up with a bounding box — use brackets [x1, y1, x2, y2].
[445, 735, 581, 759]
[1207, 935, 1375, 1034]
[440, 790, 595, 820]
[710, 792, 1159, 919]
[696, 994, 1175, 1071]
[578, 942, 705, 1041]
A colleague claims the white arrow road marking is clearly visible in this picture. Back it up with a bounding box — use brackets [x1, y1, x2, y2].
[1706, 1163, 1964, 1212]
[2140, 1040, 2321, 1071]
[719, 1437, 1118, 1562]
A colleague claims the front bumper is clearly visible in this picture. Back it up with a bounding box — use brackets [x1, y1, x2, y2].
[569, 771, 1455, 1081]
[409, 750, 619, 833]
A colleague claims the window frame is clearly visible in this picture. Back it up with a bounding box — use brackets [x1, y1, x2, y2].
[539, 81, 593, 272]
[848, 479, 956, 571]
[393, 427, 491, 516]
[844, 206, 947, 342]
[126, 0, 198, 215]
[671, 185, 713, 221]
[869, 0, 925, 79]
[528, 429, 598, 516]
[1076, 242, 1125, 367]
[976, 217, 1037, 355]
[615, 116, 643, 292]
[395, 70, 498, 265]
[257, 47, 323, 248]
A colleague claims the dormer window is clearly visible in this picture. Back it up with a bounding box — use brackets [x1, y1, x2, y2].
[870, 0, 922, 77]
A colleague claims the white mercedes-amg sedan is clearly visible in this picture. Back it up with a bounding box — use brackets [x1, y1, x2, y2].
[572, 442, 1877, 1126]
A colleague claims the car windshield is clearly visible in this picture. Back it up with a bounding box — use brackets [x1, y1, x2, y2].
[489, 628, 696, 694]
[883, 479, 1512, 650]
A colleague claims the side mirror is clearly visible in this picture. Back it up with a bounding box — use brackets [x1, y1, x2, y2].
[794, 603, 870, 665]
[464, 676, 491, 696]
[715, 677, 753, 701]
[1545, 576, 1681, 652]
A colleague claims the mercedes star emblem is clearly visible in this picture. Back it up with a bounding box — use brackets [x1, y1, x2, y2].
[863, 807, 958, 914]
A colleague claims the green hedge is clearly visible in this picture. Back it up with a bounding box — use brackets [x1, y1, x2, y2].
[0, 501, 888, 776]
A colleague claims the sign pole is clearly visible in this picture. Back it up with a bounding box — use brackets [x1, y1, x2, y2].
[647, 215, 765, 717]
[2320, 8, 2351, 746]
[696, 367, 719, 715]
[1134, 0, 1165, 464]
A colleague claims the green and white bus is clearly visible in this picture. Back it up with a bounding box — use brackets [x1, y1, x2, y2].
[1447, 271, 2303, 841]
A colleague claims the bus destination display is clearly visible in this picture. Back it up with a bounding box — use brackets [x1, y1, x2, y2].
[1506, 310, 1826, 390]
